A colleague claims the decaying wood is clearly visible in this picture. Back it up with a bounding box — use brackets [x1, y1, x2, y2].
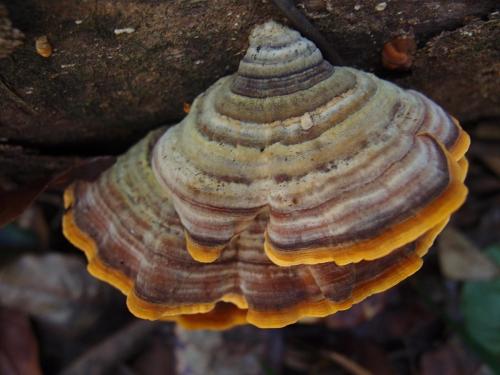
[0, 4, 23, 58]
[0, 0, 498, 185]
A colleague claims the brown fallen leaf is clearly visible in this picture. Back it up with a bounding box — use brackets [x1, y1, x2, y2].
[438, 226, 499, 281]
[325, 292, 392, 330]
[419, 337, 490, 375]
[0, 177, 51, 229]
[0, 253, 111, 332]
[0, 156, 115, 228]
[0, 307, 42, 375]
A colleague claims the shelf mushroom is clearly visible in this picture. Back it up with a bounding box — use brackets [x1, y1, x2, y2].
[63, 21, 469, 329]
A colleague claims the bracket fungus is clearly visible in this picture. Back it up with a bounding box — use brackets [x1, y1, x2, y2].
[63, 21, 470, 329]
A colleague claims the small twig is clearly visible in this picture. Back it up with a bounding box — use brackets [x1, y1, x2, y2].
[271, 0, 344, 66]
[60, 321, 159, 375]
[322, 350, 373, 375]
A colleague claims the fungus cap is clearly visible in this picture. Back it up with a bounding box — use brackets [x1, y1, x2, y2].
[63, 21, 469, 329]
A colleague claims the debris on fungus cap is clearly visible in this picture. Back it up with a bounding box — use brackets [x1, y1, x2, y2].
[63, 21, 470, 329]
[382, 35, 417, 71]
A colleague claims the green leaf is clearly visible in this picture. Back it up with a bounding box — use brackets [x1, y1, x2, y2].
[461, 245, 500, 356]
[487, 245, 500, 265]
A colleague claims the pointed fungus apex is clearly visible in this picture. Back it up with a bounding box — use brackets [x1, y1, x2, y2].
[62, 21, 470, 329]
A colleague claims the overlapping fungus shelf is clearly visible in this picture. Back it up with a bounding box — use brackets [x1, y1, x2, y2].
[63, 21, 470, 329]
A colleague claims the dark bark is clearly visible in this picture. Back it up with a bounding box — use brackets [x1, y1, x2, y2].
[0, 0, 498, 184]
[0, 4, 23, 58]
